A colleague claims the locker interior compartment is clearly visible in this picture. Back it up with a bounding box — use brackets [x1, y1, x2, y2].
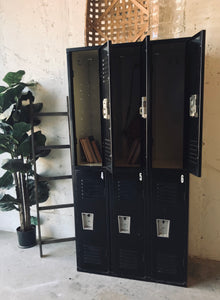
[151, 41, 185, 169]
[111, 44, 145, 168]
[71, 49, 102, 166]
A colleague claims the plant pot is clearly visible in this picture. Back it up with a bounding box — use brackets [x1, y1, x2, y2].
[16, 225, 37, 248]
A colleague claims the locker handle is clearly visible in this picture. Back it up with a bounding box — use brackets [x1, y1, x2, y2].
[102, 98, 110, 120]
[139, 96, 147, 119]
[189, 94, 198, 118]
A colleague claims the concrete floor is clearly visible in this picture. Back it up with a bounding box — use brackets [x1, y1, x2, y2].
[0, 231, 220, 300]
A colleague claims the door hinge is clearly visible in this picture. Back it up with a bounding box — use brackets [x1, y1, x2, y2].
[139, 96, 147, 119]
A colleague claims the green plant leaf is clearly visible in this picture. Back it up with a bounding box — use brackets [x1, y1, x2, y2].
[36, 149, 51, 159]
[2, 159, 32, 173]
[16, 139, 31, 156]
[0, 104, 15, 121]
[0, 122, 13, 135]
[0, 202, 17, 211]
[0, 83, 26, 112]
[0, 171, 13, 188]
[0, 193, 17, 202]
[0, 86, 7, 93]
[19, 91, 35, 104]
[27, 179, 49, 205]
[3, 70, 25, 86]
[31, 216, 38, 225]
[34, 131, 46, 147]
[0, 133, 18, 154]
[17, 103, 43, 124]
[13, 122, 31, 142]
[16, 131, 46, 157]
[0, 144, 12, 154]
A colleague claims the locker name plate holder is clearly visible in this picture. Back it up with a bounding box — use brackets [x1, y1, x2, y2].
[156, 219, 170, 238]
[189, 94, 198, 118]
[81, 213, 94, 230]
[118, 216, 131, 234]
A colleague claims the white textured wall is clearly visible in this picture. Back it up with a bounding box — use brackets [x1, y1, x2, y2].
[0, 0, 87, 238]
[184, 0, 220, 261]
[0, 0, 220, 261]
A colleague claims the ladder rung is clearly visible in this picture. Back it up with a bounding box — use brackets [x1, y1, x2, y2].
[38, 175, 72, 181]
[36, 112, 68, 116]
[37, 145, 70, 150]
[39, 203, 74, 210]
[41, 237, 76, 245]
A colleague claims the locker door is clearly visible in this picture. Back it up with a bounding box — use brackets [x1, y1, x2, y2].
[99, 41, 113, 174]
[151, 169, 189, 286]
[74, 168, 110, 274]
[184, 30, 206, 177]
[110, 169, 145, 279]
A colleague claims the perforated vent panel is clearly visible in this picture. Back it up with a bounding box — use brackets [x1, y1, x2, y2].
[155, 182, 178, 205]
[115, 179, 138, 202]
[81, 244, 103, 265]
[156, 252, 178, 275]
[186, 139, 198, 165]
[103, 138, 112, 167]
[80, 178, 104, 201]
[119, 249, 138, 270]
[101, 56, 109, 84]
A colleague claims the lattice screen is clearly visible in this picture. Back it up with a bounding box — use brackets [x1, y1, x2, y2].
[85, 0, 150, 46]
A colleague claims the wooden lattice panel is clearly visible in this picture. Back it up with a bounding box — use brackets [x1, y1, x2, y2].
[86, 0, 150, 46]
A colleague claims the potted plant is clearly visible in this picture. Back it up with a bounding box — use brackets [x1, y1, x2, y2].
[0, 70, 50, 248]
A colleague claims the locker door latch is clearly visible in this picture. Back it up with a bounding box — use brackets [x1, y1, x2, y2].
[139, 172, 143, 181]
[139, 96, 147, 119]
[180, 174, 184, 183]
[102, 98, 110, 120]
[189, 94, 198, 118]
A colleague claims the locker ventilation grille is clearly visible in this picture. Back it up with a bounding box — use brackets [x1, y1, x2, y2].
[119, 249, 138, 270]
[116, 180, 137, 201]
[156, 252, 178, 275]
[186, 139, 198, 165]
[155, 183, 178, 204]
[101, 57, 109, 84]
[104, 139, 111, 166]
[82, 244, 102, 265]
[80, 178, 104, 201]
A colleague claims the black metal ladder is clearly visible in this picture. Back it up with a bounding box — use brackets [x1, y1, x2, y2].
[30, 97, 75, 257]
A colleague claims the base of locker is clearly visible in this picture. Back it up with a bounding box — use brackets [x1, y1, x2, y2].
[75, 268, 187, 287]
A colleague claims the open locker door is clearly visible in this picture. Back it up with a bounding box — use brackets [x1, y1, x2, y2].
[184, 30, 206, 177]
[99, 41, 113, 174]
[144, 35, 150, 175]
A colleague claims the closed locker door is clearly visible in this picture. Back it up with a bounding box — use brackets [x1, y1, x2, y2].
[74, 167, 110, 274]
[110, 169, 145, 279]
[151, 169, 189, 285]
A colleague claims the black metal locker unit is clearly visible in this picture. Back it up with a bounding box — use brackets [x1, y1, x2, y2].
[67, 47, 110, 274]
[66, 30, 205, 286]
